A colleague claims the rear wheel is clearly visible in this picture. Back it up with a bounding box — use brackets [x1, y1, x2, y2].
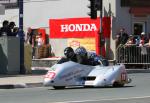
[53, 86, 65, 89]
[113, 82, 124, 87]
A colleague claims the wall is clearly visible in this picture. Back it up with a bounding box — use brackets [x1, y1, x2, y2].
[114, 0, 131, 59]
[148, 16, 150, 34]
[103, 0, 132, 60]
[23, 0, 90, 57]
[0, 0, 89, 28]
[0, 37, 20, 74]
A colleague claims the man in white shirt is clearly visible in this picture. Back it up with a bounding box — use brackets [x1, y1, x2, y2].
[37, 33, 43, 47]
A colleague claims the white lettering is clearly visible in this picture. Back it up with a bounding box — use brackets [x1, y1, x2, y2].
[61, 25, 68, 32]
[75, 24, 82, 31]
[68, 24, 75, 32]
[82, 24, 90, 31]
[90, 24, 97, 31]
[60, 24, 97, 32]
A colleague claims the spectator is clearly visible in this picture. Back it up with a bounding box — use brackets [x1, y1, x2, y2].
[25, 27, 34, 44]
[144, 40, 150, 47]
[0, 20, 9, 36]
[31, 34, 36, 59]
[139, 32, 148, 46]
[135, 35, 141, 46]
[125, 35, 135, 46]
[25, 28, 36, 58]
[7, 21, 16, 36]
[116, 28, 129, 47]
[145, 33, 150, 47]
[12, 27, 19, 37]
[36, 33, 43, 47]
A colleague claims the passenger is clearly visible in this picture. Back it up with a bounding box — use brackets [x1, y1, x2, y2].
[57, 47, 77, 64]
[75, 46, 93, 65]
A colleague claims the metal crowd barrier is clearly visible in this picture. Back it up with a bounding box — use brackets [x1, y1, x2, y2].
[116, 45, 150, 65]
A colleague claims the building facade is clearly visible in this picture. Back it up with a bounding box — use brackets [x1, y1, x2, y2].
[0, 0, 150, 60]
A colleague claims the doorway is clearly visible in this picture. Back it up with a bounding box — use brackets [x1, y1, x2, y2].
[133, 22, 146, 35]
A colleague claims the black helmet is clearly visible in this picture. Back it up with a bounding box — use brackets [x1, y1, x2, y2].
[64, 47, 75, 58]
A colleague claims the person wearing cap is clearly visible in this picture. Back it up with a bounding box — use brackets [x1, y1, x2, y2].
[7, 21, 17, 36]
[139, 32, 148, 46]
[0, 20, 9, 36]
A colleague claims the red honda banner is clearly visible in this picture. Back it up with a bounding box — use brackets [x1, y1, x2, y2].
[49, 17, 100, 38]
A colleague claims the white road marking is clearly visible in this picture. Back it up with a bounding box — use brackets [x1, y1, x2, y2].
[52, 95, 150, 103]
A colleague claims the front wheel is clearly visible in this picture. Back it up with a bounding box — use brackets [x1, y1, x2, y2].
[53, 86, 65, 89]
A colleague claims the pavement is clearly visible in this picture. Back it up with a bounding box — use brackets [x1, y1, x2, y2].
[0, 69, 150, 89]
[0, 74, 44, 89]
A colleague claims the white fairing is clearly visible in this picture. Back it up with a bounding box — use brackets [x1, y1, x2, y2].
[85, 65, 127, 86]
[43, 61, 130, 87]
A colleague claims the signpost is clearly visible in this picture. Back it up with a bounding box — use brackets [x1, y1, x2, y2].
[18, 0, 25, 74]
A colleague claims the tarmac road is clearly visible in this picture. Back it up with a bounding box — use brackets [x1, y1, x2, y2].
[0, 73, 150, 103]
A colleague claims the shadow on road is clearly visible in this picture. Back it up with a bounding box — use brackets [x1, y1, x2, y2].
[48, 85, 135, 90]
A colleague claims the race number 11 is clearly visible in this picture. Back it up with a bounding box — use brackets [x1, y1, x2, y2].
[121, 72, 127, 81]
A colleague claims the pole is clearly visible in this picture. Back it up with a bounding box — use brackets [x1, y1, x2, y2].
[99, 0, 103, 55]
[19, 0, 25, 74]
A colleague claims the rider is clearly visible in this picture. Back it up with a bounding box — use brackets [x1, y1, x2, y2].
[64, 47, 77, 62]
[57, 47, 77, 64]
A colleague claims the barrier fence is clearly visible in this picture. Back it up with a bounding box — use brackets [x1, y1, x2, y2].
[116, 45, 150, 66]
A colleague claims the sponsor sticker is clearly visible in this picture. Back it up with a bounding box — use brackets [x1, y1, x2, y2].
[44, 72, 56, 79]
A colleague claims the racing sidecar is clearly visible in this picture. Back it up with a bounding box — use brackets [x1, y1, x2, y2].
[43, 61, 131, 89]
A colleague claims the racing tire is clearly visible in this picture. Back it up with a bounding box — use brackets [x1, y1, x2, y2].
[53, 86, 65, 89]
[113, 82, 124, 87]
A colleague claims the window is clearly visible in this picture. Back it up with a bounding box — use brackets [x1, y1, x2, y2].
[121, 0, 150, 7]
[0, 0, 18, 9]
